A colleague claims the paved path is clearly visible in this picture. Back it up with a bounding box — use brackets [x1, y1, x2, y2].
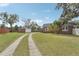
[0, 33, 27, 56]
[28, 33, 41, 56]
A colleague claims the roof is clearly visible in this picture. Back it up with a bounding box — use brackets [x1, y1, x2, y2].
[43, 23, 50, 28]
[68, 20, 79, 24]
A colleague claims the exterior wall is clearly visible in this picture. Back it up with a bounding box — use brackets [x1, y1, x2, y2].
[61, 28, 72, 34]
[42, 27, 49, 32]
[42, 23, 51, 33]
[60, 24, 73, 34]
[25, 28, 31, 32]
[72, 28, 79, 35]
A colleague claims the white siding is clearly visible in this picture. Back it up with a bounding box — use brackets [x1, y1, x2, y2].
[25, 28, 31, 32]
[72, 28, 79, 35]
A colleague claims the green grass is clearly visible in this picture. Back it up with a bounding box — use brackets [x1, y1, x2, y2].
[13, 34, 29, 56]
[32, 32, 79, 56]
[0, 32, 24, 52]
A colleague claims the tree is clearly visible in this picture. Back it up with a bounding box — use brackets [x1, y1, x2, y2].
[53, 20, 61, 33]
[23, 19, 41, 32]
[50, 20, 62, 33]
[56, 3, 79, 24]
[14, 25, 18, 31]
[23, 19, 31, 28]
[48, 24, 53, 32]
[30, 21, 39, 32]
[0, 12, 19, 32]
[0, 12, 8, 27]
[53, 20, 61, 26]
[7, 14, 19, 32]
[0, 24, 5, 28]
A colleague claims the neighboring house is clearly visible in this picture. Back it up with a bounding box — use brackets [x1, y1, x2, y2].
[42, 23, 50, 32]
[60, 21, 79, 35]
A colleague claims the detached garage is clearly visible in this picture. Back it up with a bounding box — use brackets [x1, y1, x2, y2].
[25, 28, 31, 32]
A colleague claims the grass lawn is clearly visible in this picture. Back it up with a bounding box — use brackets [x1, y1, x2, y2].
[32, 32, 79, 56]
[0, 32, 24, 52]
[13, 33, 29, 56]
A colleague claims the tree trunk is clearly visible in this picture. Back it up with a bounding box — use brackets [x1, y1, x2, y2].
[10, 24, 13, 32]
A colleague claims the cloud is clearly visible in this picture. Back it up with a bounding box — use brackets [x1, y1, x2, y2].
[44, 16, 50, 20]
[31, 19, 43, 23]
[0, 3, 10, 7]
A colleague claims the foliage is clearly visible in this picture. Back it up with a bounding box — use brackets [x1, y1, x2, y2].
[0, 24, 5, 28]
[23, 19, 31, 28]
[56, 3, 79, 23]
[0, 12, 19, 32]
[14, 25, 19, 31]
[30, 21, 40, 32]
[47, 20, 61, 33]
[23, 19, 41, 32]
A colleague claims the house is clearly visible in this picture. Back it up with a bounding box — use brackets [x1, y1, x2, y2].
[42, 20, 79, 35]
[42, 23, 50, 32]
[60, 20, 79, 35]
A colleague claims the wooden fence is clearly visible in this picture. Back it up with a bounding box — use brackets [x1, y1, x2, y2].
[0, 28, 10, 33]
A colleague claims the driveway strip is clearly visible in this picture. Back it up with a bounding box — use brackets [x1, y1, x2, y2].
[0, 33, 27, 56]
[28, 33, 41, 56]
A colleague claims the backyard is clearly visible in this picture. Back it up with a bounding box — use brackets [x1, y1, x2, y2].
[32, 32, 79, 56]
[0, 3, 79, 56]
[0, 32, 24, 52]
[1, 32, 79, 56]
[13, 33, 29, 56]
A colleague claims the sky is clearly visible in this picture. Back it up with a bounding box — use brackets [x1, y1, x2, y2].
[0, 3, 63, 27]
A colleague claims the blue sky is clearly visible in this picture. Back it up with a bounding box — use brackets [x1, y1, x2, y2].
[0, 3, 63, 27]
